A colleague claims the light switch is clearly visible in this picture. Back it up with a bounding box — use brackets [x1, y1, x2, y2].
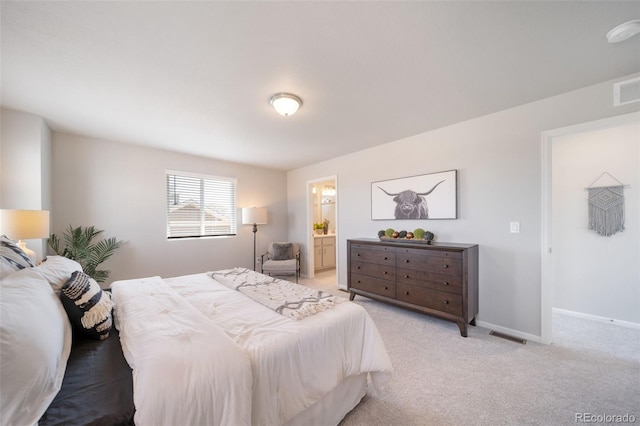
[510, 222, 520, 234]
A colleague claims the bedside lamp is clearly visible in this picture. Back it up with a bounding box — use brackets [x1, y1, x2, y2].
[0, 209, 50, 264]
[242, 207, 267, 271]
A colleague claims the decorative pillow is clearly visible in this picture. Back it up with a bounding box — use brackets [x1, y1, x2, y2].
[59, 271, 113, 340]
[0, 268, 72, 426]
[0, 235, 35, 278]
[33, 255, 83, 294]
[272, 243, 293, 260]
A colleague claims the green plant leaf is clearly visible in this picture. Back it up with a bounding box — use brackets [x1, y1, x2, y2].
[48, 234, 61, 254]
[92, 270, 110, 284]
[88, 238, 124, 269]
[47, 225, 123, 283]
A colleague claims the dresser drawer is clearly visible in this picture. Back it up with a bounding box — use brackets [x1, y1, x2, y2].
[396, 284, 462, 316]
[395, 251, 461, 276]
[351, 261, 396, 281]
[396, 269, 462, 295]
[350, 273, 396, 298]
[396, 247, 462, 260]
[350, 245, 395, 265]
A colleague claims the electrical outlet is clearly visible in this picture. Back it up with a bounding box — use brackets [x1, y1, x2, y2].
[510, 222, 520, 234]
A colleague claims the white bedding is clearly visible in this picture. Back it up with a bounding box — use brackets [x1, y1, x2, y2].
[111, 272, 392, 426]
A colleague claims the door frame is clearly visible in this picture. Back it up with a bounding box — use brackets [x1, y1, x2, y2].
[306, 175, 338, 282]
[540, 111, 639, 344]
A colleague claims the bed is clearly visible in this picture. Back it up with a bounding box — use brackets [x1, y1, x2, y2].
[110, 268, 393, 426]
[1, 250, 135, 426]
[0, 239, 392, 426]
[38, 327, 135, 426]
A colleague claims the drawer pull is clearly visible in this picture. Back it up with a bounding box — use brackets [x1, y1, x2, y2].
[405, 275, 410, 279]
[356, 280, 361, 284]
[356, 266, 361, 269]
[357, 253, 361, 256]
[384, 286, 388, 290]
[404, 291, 410, 295]
[383, 257, 388, 260]
[443, 264, 449, 268]
[444, 300, 450, 305]
[404, 259, 410, 263]
[383, 271, 388, 275]
[443, 282, 449, 286]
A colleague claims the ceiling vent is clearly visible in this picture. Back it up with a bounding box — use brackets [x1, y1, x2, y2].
[613, 77, 640, 106]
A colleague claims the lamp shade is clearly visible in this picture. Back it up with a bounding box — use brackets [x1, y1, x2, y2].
[242, 207, 267, 225]
[0, 210, 50, 239]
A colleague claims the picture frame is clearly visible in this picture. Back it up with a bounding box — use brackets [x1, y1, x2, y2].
[371, 170, 457, 220]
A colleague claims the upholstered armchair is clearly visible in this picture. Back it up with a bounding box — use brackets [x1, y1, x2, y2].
[261, 242, 300, 282]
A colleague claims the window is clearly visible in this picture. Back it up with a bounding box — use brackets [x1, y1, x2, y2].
[166, 170, 237, 239]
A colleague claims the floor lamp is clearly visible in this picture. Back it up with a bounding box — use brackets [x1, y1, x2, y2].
[242, 207, 267, 271]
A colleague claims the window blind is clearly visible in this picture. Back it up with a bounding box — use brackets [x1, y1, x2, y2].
[166, 170, 237, 238]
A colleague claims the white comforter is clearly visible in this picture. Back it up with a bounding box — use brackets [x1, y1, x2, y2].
[111, 273, 392, 426]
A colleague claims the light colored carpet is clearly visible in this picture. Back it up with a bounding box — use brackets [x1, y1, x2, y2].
[299, 273, 640, 426]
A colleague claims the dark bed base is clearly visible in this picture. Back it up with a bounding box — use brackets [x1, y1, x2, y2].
[39, 327, 135, 426]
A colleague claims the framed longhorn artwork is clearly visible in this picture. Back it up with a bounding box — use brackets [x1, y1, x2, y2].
[371, 170, 458, 220]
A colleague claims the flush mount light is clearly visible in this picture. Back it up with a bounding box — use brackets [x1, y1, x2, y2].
[607, 19, 640, 43]
[269, 93, 303, 117]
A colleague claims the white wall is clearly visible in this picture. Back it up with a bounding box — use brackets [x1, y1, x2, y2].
[52, 133, 288, 284]
[0, 108, 52, 260]
[552, 117, 639, 323]
[287, 74, 640, 339]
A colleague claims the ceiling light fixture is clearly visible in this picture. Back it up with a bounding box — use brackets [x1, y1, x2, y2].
[269, 93, 303, 117]
[606, 19, 640, 43]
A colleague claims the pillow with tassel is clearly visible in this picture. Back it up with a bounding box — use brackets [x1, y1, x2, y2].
[59, 271, 113, 340]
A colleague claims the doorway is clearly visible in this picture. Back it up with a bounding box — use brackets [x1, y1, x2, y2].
[541, 111, 640, 344]
[306, 175, 338, 285]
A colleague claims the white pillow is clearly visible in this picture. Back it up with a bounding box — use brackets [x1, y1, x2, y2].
[0, 268, 72, 425]
[33, 255, 83, 293]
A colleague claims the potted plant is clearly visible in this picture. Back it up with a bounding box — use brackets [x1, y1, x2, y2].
[48, 225, 124, 283]
[313, 223, 324, 235]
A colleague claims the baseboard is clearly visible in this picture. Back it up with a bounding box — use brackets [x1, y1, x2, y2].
[553, 308, 640, 330]
[475, 320, 543, 344]
[476, 311, 640, 346]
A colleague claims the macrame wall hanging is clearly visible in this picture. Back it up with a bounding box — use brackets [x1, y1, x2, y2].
[586, 172, 627, 237]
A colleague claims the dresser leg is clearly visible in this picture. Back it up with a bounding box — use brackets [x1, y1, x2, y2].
[349, 292, 356, 301]
[457, 322, 468, 337]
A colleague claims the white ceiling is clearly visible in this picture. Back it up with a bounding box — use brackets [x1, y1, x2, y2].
[1, 1, 639, 171]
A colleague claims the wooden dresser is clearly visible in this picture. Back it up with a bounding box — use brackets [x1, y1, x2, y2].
[347, 238, 478, 337]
